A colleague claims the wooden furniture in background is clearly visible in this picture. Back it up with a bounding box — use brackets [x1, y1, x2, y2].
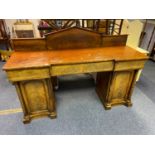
[3, 27, 148, 123]
[0, 19, 12, 61]
[12, 20, 35, 38]
[38, 19, 124, 37]
[0, 50, 13, 61]
[82, 19, 124, 34]
[38, 19, 80, 37]
[0, 19, 12, 50]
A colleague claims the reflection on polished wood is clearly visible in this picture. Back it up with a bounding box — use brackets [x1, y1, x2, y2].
[4, 46, 147, 70]
[3, 27, 148, 123]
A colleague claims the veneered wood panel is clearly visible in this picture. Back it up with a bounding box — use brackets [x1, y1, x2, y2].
[46, 27, 101, 50]
[11, 27, 129, 52]
[115, 60, 146, 71]
[102, 35, 128, 47]
[96, 71, 113, 102]
[15, 78, 56, 123]
[20, 80, 48, 113]
[12, 38, 47, 51]
[109, 71, 134, 103]
[51, 61, 113, 76]
[6, 68, 50, 81]
[96, 70, 136, 109]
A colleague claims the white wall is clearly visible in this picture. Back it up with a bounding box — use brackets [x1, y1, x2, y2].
[121, 19, 144, 48]
[5, 19, 41, 38]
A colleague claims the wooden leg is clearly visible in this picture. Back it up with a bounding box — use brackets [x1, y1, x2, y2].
[51, 76, 59, 90]
[23, 116, 31, 124]
[125, 100, 133, 107]
[96, 70, 137, 109]
[15, 78, 56, 123]
[104, 102, 112, 110]
[48, 112, 57, 119]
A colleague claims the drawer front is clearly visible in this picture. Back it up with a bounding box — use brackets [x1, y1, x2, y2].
[115, 60, 146, 71]
[6, 68, 50, 82]
[51, 61, 114, 76]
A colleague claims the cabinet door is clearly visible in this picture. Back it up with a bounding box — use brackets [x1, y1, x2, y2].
[15, 78, 56, 123]
[108, 71, 135, 105]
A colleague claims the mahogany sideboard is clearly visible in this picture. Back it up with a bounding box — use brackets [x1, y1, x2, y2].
[3, 27, 148, 123]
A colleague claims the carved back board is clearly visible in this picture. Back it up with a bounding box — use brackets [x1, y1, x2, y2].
[45, 27, 101, 50]
[12, 27, 128, 51]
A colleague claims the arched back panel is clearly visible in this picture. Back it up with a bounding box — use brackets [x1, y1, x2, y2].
[45, 27, 102, 50]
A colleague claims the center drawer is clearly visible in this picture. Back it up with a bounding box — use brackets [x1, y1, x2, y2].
[50, 61, 114, 76]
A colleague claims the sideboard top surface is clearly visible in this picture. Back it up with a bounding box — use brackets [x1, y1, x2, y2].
[3, 46, 148, 70]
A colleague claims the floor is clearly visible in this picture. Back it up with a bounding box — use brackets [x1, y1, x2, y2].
[0, 60, 155, 135]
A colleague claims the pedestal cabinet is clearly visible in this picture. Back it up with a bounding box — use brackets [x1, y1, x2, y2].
[14, 78, 56, 123]
[96, 70, 137, 109]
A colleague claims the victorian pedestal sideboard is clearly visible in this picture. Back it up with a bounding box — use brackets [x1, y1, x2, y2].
[3, 27, 148, 123]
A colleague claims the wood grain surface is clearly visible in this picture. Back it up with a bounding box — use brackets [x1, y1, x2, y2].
[3, 46, 148, 70]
